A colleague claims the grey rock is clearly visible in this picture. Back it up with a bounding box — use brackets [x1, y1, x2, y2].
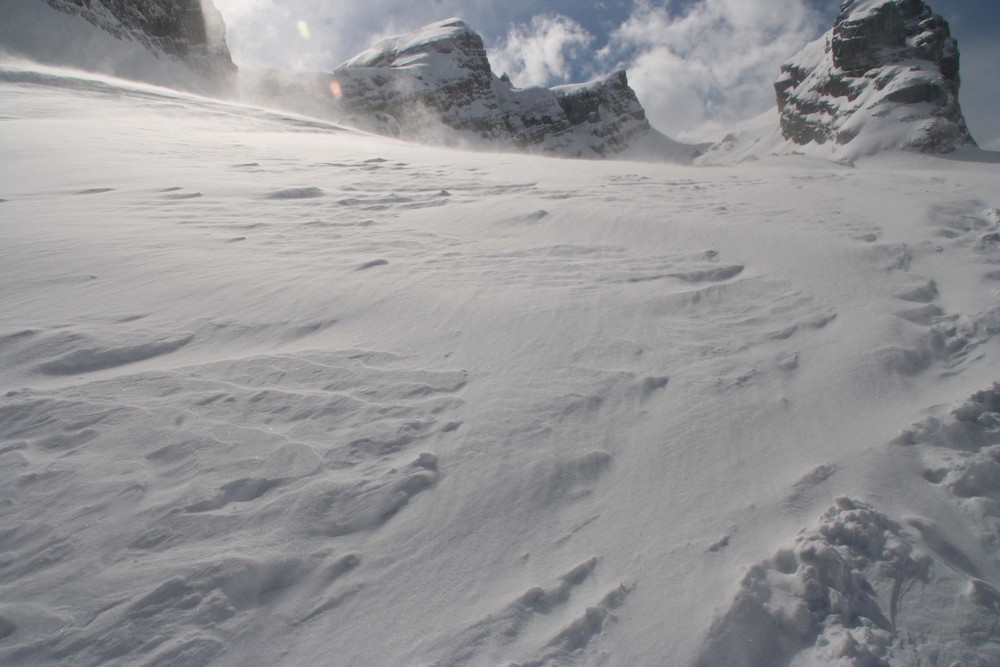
[775, 0, 975, 154]
[41, 0, 237, 91]
[300, 19, 695, 161]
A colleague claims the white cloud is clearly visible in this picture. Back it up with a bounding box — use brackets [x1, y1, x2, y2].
[489, 14, 594, 88]
[211, 0, 503, 72]
[601, 0, 828, 136]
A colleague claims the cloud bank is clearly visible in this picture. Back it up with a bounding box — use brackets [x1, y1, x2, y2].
[489, 14, 594, 88]
[488, 0, 828, 138]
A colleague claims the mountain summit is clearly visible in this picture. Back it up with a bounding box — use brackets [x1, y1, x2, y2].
[775, 0, 976, 156]
[327, 19, 697, 162]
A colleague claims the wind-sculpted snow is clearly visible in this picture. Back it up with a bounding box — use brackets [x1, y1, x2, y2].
[698, 494, 1000, 666]
[1, 64, 1000, 665]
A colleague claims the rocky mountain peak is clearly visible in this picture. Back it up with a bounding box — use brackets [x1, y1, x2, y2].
[340, 19, 484, 71]
[775, 0, 975, 156]
[323, 19, 694, 162]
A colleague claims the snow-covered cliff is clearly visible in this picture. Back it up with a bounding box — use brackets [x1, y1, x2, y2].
[0, 0, 237, 93]
[775, 0, 976, 157]
[327, 19, 696, 162]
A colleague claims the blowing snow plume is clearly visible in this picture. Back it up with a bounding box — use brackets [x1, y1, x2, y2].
[0, 0, 237, 93]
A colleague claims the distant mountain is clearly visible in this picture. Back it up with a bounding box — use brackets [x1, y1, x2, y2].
[0, 0, 237, 93]
[322, 19, 699, 162]
[3, 2, 980, 163]
[775, 0, 976, 157]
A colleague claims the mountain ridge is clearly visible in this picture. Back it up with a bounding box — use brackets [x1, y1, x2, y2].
[325, 18, 697, 162]
[0, 1, 984, 162]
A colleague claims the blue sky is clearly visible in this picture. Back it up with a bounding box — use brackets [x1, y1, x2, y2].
[214, 0, 1000, 148]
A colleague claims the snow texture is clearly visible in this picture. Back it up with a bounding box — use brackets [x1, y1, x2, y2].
[2, 11, 1000, 667]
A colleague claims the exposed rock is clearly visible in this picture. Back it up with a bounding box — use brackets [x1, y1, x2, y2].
[775, 0, 975, 156]
[551, 70, 654, 157]
[36, 0, 237, 90]
[315, 19, 695, 161]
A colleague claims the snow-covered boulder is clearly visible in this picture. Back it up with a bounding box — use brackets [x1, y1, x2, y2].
[775, 0, 976, 157]
[0, 0, 237, 92]
[329, 19, 696, 161]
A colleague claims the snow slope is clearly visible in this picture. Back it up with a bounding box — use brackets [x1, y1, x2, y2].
[2, 61, 1000, 666]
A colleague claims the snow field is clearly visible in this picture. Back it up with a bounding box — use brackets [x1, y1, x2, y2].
[1, 64, 1000, 665]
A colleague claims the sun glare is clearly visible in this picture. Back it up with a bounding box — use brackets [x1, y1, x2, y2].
[297, 20, 311, 41]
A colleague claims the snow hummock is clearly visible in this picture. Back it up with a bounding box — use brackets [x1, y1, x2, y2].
[1, 55, 1000, 666]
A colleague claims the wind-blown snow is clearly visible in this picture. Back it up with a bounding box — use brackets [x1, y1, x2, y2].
[1, 60, 1000, 666]
[0, 0, 232, 94]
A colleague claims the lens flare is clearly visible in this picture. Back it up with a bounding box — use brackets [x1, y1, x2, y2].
[297, 20, 311, 41]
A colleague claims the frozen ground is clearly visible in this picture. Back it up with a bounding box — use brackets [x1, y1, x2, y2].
[2, 62, 1000, 666]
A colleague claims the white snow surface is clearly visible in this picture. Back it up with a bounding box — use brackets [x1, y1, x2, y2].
[2, 60, 1000, 666]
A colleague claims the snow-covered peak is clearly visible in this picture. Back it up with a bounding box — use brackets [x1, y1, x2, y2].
[839, 0, 906, 19]
[774, 0, 975, 159]
[327, 19, 697, 162]
[0, 0, 237, 94]
[339, 18, 478, 70]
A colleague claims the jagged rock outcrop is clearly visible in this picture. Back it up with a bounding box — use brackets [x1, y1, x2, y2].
[6, 0, 237, 91]
[551, 71, 653, 156]
[322, 19, 694, 161]
[775, 0, 975, 156]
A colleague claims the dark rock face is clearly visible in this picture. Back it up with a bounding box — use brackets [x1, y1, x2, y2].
[552, 70, 651, 156]
[320, 19, 687, 160]
[332, 20, 509, 142]
[43, 0, 237, 87]
[775, 0, 975, 155]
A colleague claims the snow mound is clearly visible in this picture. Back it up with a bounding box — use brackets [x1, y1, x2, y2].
[698, 495, 1000, 665]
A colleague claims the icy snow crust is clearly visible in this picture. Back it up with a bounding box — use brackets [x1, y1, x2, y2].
[2, 62, 1000, 665]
